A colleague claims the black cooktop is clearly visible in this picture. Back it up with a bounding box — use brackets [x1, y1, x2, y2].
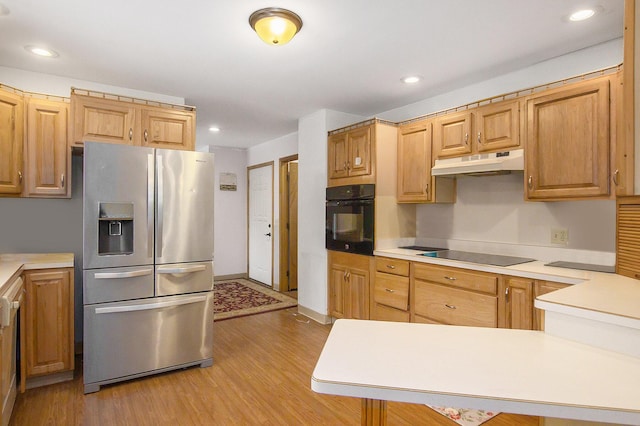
[399, 245, 447, 252]
[420, 250, 536, 267]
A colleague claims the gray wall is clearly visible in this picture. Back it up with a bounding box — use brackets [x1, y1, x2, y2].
[0, 155, 84, 343]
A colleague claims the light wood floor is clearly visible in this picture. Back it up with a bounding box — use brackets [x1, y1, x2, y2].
[11, 308, 539, 425]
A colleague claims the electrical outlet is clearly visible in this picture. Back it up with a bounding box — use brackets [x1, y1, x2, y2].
[551, 228, 569, 245]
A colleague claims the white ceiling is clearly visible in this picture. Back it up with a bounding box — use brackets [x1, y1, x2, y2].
[0, 0, 625, 150]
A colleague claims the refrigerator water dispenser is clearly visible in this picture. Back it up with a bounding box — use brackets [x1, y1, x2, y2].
[98, 203, 134, 256]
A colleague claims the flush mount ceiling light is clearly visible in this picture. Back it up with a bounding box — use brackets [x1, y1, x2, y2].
[209, 126, 220, 133]
[25, 45, 58, 57]
[249, 7, 303, 45]
[569, 8, 596, 21]
[402, 76, 422, 84]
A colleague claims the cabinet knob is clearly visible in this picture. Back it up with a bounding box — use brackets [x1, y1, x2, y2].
[445, 304, 457, 310]
[477, 132, 482, 144]
[61, 174, 65, 188]
[129, 128, 133, 141]
[346, 161, 350, 170]
[425, 183, 429, 194]
[18, 171, 22, 184]
[343, 162, 348, 171]
[144, 129, 148, 142]
[527, 176, 533, 190]
[464, 133, 469, 145]
[386, 265, 396, 269]
[613, 169, 620, 186]
[384, 288, 395, 293]
[444, 276, 456, 281]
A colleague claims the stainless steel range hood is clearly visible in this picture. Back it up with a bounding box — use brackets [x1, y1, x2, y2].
[431, 149, 524, 177]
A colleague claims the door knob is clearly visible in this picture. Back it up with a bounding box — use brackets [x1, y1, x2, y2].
[265, 232, 271, 237]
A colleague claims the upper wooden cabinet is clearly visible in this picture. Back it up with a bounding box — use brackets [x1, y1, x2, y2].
[0, 88, 24, 195]
[327, 124, 373, 185]
[24, 98, 71, 198]
[525, 75, 611, 200]
[434, 99, 521, 159]
[70, 92, 195, 151]
[397, 120, 456, 203]
[397, 120, 432, 202]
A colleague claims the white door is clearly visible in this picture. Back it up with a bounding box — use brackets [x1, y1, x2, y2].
[248, 164, 273, 286]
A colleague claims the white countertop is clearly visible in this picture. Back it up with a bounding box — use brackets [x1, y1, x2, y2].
[312, 319, 640, 425]
[0, 253, 74, 291]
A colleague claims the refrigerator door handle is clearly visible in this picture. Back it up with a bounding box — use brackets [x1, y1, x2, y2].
[95, 294, 208, 314]
[147, 153, 154, 259]
[157, 265, 207, 275]
[157, 154, 164, 258]
[93, 269, 154, 280]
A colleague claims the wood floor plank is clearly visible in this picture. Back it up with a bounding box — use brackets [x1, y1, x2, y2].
[10, 308, 539, 425]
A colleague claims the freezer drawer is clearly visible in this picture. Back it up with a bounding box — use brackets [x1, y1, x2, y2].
[156, 261, 213, 296]
[83, 266, 155, 304]
[83, 291, 213, 391]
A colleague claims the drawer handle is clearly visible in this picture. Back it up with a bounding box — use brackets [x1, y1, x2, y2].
[384, 288, 395, 293]
[444, 276, 457, 281]
[445, 304, 457, 310]
[386, 265, 396, 269]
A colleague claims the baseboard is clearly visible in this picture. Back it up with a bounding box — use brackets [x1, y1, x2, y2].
[297, 305, 332, 325]
[26, 370, 74, 390]
[214, 273, 248, 281]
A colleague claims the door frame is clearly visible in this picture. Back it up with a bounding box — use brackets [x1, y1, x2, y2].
[278, 155, 298, 292]
[247, 161, 275, 288]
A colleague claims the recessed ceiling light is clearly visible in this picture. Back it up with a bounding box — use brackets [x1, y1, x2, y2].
[209, 126, 220, 133]
[25, 45, 58, 57]
[569, 9, 596, 21]
[402, 76, 422, 84]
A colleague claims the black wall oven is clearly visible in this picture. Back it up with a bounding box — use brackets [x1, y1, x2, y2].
[326, 184, 374, 255]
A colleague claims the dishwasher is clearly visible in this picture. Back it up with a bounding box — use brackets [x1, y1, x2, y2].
[0, 275, 24, 426]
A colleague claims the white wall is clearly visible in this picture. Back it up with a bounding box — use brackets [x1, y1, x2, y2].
[297, 109, 365, 320]
[244, 132, 297, 290]
[0, 66, 184, 104]
[209, 146, 248, 277]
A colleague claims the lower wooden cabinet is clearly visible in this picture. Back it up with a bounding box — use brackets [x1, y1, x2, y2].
[23, 268, 74, 379]
[328, 251, 370, 320]
[504, 277, 534, 330]
[411, 263, 498, 328]
[371, 257, 410, 322]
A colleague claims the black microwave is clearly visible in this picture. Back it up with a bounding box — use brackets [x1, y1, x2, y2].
[325, 184, 374, 255]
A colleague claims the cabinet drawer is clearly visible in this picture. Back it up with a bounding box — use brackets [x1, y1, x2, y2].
[414, 281, 497, 327]
[413, 263, 497, 294]
[371, 303, 410, 322]
[375, 257, 409, 276]
[374, 272, 409, 311]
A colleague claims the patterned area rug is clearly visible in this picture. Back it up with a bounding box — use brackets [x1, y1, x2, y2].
[214, 278, 297, 321]
[427, 406, 499, 426]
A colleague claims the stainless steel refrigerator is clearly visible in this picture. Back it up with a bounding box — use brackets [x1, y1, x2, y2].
[82, 142, 214, 394]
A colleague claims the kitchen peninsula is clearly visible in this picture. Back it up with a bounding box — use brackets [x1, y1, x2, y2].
[312, 253, 640, 425]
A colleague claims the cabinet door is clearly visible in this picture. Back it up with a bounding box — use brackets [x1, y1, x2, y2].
[141, 107, 195, 151]
[397, 121, 432, 202]
[71, 94, 137, 147]
[329, 263, 347, 318]
[328, 132, 349, 180]
[348, 265, 369, 320]
[505, 277, 533, 330]
[476, 100, 520, 153]
[347, 126, 372, 177]
[24, 269, 74, 377]
[24, 98, 70, 197]
[434, 111, 472, 158]
[0, 89, 24, 194]
[526, 77, 610, 200]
